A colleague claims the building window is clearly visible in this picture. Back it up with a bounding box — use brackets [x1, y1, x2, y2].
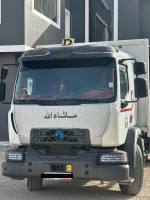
[65, 9, 70, 38]
[95, 13, 109, 41]
[33, 0, 60, 29]
[85, 0, 118, 42]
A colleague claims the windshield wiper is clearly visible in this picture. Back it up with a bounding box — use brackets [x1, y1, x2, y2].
[14, 99, 56, 105]
[53, 98, 102, 104]
[14, 98, 102, 105]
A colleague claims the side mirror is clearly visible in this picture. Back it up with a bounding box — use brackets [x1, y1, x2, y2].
[135, 78, 148, 98]
[1, 67, 8, 80]
[134, 62, 146, 75]
[0, 82, 6, 101]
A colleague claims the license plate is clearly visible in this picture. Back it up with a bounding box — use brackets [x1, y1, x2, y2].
[51, 164, 65, 172]
[41, 172, 73, 179]
[50, 164, 72, 172]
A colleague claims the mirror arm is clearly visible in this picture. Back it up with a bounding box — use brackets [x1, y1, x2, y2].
[121, 98, 139, 109]
[119, 58, 136, 64]
[125, 98, 139, 104]
[2, 64, 19, 68]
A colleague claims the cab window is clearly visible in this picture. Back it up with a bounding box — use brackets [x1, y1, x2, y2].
[120, 67, 129, 99]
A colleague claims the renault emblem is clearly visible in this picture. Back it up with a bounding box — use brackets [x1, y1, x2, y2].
[55, 130, 64, 142]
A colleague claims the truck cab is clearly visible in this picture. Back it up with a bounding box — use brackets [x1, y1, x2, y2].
[0, 39, 149, 195]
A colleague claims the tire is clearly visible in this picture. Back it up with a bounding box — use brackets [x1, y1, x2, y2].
[27, 177, 43, 191]
[119, 145, 143, 195]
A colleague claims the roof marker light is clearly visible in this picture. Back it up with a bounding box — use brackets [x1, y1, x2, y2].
[24, 57, 31, 61]
[69, 54, 74, 58]
[47, 56, 52, 59]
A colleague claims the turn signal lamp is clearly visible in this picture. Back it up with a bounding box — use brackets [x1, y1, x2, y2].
[100, 153, 128, 164]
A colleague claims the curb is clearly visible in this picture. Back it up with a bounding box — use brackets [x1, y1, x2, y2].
[0, 141, 15, 152]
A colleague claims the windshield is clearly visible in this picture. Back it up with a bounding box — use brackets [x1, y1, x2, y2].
[14, 58, 117, 105]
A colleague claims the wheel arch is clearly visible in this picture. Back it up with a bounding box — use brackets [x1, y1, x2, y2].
[119, 127, 144, 177]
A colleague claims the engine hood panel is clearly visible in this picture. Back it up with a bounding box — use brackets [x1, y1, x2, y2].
[13, 104, 110, 146]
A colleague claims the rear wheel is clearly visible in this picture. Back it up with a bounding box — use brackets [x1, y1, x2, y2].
[27, 177, 43, 191]
[119, 145, 143, 195]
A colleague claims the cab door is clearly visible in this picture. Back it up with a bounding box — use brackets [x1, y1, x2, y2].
[119, 65, 132, 136]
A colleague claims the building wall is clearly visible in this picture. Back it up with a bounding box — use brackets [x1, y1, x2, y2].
[65, 0, 70, 11]
[0, 0, 67, 141]
[70, 0, 85, 43]
[139, 0, 150, 42]
[0, 0, 24, 45]
[1, 0, 150, 142]
[0, 53, 19, 141]
[89, 0, 114, 42]
[118, 0, 150, 43]
[25, 0, 66, 48]
[118, 0, 139, 40]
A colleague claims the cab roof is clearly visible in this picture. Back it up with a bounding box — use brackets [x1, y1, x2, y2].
[20, 45, 117, 62]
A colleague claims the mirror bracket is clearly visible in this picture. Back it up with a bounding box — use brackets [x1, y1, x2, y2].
[121, 101, 128, 109]
[119, 58, 136, 64]
[125, 98, 139, 104]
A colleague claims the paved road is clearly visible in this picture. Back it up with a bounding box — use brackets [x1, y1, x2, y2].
[0, 152, 150, 200]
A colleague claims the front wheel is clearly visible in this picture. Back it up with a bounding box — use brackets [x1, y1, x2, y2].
[27, 177, 43, 191]
[119, 145, 144, 195]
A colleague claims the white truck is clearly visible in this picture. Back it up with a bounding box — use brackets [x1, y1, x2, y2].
[0, 39, 149, 195]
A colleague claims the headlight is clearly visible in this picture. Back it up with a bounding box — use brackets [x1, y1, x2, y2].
[100, 153, 128, 164]
[6, 151, 24, 162]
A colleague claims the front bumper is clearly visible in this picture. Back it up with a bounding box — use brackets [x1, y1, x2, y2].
[2, 150, 129, 181]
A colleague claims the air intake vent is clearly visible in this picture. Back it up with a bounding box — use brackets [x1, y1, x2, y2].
[30, 129, 90, 145]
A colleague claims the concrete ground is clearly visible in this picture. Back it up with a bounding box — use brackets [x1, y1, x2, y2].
[0, 151, 150, 200]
